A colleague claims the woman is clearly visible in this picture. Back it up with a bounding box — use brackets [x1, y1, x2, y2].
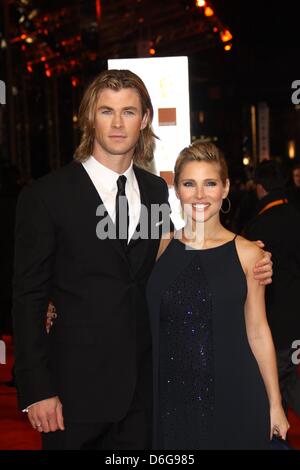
[146, 142, 289, 450]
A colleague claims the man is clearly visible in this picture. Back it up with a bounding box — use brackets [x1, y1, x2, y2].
[245, 160, 300, 420]
[288, 163, 300, 213]
[12, 69, 273, 450]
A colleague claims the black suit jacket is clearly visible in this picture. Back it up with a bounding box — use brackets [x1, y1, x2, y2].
[12, 161, 171, 422]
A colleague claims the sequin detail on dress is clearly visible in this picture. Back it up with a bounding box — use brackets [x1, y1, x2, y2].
[159, 255, 214, 449]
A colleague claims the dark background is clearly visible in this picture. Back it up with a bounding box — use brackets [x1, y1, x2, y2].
[0, 0, 300, 181]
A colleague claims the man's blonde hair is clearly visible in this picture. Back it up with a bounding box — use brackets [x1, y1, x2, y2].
[74, 69, 157, 166]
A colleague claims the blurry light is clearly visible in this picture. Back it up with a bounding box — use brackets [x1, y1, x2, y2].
[28, 9, 38, 20]
[1, 39, 7, 49]
[204, 7, 214, 16]
[27, 64, 33, 73]
[213, 26, 218, 33]
[196, 0, 206, 7]
[19, 15, 25, 24]
[21, 44, 26, 51]
[73, 114, 78, 123]
[199, 111, 205, 124]
[96, 0, 102, 21]
[71, 77, 79, 88]
[45, 69, 52, 78]
[21, 34, 27, 40]
[149, 47, 156, 55]
[41, 56, 46, 62]
[224, 43, 232, 52]
[220, 29, 233, 42]
[25, 37, 33, 43]
[44, 63, 49, 69]
[288, 140, 296, 159]
[243, 157, 250, 166]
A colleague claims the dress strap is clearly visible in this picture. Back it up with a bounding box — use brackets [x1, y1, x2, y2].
[233, 233, 238, 241]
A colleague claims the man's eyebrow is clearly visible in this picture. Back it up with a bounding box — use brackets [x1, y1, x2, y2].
[97, 105, 139, 110]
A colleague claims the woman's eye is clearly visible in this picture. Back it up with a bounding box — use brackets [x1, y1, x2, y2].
[205, 181, 217, 187]
[183, 182, 194, 187]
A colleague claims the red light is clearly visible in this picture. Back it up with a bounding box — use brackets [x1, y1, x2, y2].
[41, 56, 46, 62]
[21, 34, 27, 40]
[204, 6, 214, 16]
[224, 43, 232, 52]
[149, 48, 155, 55]
[220, 29, 233, 43]
[45, 69, 52, 78]
[27, 64, 33, 73]
[71, 77, 79, 88]
[96, 0, 102, 21]
[21, 45, 26, 51]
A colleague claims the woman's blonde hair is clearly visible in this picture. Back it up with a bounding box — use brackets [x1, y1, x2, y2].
[74, 69, 157, 165]
[174, 141, 228, 187]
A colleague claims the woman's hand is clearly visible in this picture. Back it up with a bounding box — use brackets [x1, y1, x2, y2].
[270, 404, 290, 440]
[46, 301, 57, 334]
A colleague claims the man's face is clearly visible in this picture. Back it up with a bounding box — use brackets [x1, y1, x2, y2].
[293, 168, 300, 188]
[93, 87, 149, 161]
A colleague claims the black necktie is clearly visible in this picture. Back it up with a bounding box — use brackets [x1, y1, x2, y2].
[115, 175, 129, 246]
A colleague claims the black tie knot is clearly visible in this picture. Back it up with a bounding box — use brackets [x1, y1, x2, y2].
[117, 175, 127, 195]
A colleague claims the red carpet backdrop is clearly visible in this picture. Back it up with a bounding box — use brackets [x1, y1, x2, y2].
[0, 335, 300, 450]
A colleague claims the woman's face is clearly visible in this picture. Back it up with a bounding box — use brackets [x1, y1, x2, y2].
[176, 160, 230, 224]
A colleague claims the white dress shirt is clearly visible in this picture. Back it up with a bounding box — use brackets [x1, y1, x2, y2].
[82, 156, 141, 242]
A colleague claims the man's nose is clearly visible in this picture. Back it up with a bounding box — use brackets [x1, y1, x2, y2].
[112, 113, 123, 127]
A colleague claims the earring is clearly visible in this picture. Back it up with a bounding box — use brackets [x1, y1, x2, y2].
[221, 197, 231, 214]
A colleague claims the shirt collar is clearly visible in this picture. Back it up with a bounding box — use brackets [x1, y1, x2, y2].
[85, 156, 134, 191]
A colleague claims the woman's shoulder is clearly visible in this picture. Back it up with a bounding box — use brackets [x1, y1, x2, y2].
[156, 232, 174, 261]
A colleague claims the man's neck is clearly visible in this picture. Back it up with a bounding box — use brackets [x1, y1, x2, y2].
[92, 152, 133, 174]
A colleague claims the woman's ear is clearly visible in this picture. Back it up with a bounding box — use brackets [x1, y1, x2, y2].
[223, 178, 230, 198]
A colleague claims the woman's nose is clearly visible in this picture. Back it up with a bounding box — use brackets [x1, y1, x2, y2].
[195, 185, 204, 198]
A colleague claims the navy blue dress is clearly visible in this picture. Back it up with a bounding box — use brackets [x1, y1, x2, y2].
[146, 237, 270, 449]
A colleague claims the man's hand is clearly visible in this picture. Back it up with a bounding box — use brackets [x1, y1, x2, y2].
[46, 301, 57, 333]
[28, 396, 64, 433]
[253, 240, 273, 286]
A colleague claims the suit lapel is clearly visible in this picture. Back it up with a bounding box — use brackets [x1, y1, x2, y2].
[72, 162, 129, 265]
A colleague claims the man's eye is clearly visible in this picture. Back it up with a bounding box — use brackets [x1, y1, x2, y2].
[124, 110, 135, 115]
[101, 110, 112, 115]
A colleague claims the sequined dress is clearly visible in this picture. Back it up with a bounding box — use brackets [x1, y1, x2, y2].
[146, 237, 270, 449]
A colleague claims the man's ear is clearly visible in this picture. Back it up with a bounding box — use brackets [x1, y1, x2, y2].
[141, 110, 150, 130]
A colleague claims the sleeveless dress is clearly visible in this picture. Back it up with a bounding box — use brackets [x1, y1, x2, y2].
[146, 237, 270, 449]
